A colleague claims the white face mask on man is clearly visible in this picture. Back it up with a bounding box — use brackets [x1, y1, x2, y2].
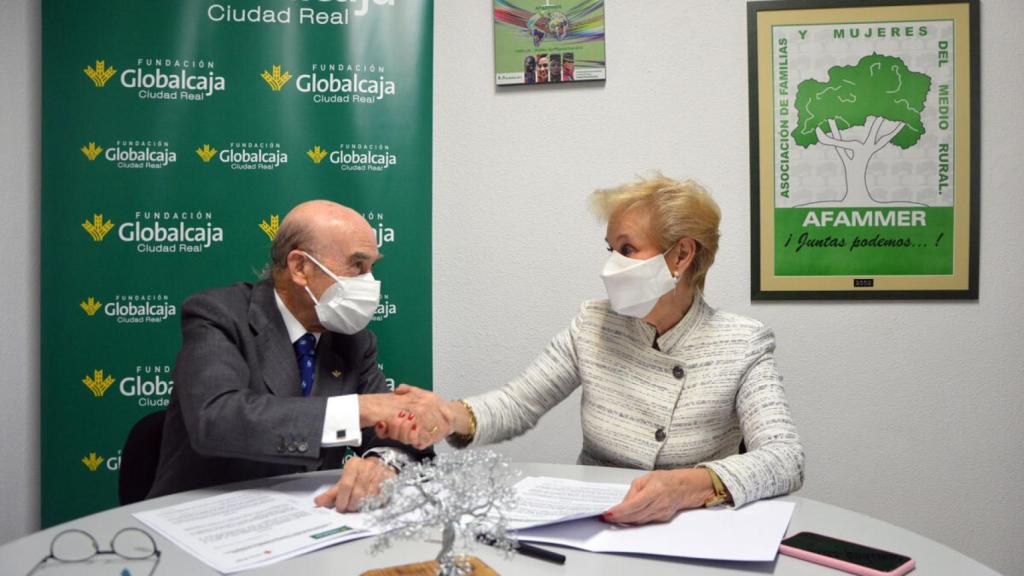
[600, 249, 678, 318]
[301, 251, 381, 334]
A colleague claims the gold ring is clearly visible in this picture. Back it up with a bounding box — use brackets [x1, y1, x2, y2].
[429, 426, 439, 435]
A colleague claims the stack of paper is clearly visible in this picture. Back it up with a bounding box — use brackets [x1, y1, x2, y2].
[134, 477, 373, 573]
[507, 476, 795, 562]
[502, 476, 629, 529]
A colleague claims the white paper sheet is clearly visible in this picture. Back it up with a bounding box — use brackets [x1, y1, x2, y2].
[134, 476, 375, 573]
[504, 476, 630, 530]
[515, 499, 795, 562]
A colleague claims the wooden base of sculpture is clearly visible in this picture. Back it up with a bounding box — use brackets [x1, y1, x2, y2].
[360, 555, 498, 576]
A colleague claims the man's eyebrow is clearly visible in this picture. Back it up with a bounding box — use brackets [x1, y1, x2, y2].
[351, 251, 382, 263]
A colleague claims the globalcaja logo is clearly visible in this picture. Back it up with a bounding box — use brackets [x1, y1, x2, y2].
[84, 60, 117, 87]
[82, 210, 225, 254]
[276, 62, 396, 104]
[120, 210, 225, 254]
[198, 141, 289, 171]
[86, 58, 226, 101]
[80, 297, 102, 316]
[80, 365, 174, 406]
[81, 140, 177, 170]
[307, 146, 328, 164]
[363, 211, 396, 247]
[81, 142, 103, 161]
[81, 452, 105, 472]
[81, 450, 121, 472]
[373, 293, 398, 322]
[121, 365, 174, 408]
[260, 214, 280, 241]
[325, 142, 397, 173]
[196, 144, 218, 162]
[82, 369, 115, 397]
[82, 214, 115, 242]
[80, 294, 177, 325]
[261, 65, 292, 91]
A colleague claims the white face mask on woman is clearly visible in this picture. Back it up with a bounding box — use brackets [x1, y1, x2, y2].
[599, 250, 677, 318]
[301, 252, 381, 334]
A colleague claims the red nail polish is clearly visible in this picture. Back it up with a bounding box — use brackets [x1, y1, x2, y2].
[412, 423, 418, 431]
[407, 414, 415, 420]
[398, 411, 405, 417]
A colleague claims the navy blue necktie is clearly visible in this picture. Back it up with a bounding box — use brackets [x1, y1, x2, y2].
[294, 333, 317, 396]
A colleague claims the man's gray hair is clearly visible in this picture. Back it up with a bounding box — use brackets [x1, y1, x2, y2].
[267, 217, 315, 277]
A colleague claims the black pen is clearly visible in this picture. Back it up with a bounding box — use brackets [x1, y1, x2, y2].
[477, 534, 567, 565]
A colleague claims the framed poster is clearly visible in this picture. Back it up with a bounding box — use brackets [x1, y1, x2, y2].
[748, 0, 979, 299]
[494, 0, 606, 86]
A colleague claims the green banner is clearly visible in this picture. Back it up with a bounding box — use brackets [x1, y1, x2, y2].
[42, 0, 433, 527]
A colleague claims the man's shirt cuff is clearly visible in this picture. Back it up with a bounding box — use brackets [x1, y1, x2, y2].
[321, 395, 362, 447]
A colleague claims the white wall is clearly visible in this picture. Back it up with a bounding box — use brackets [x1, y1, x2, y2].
[0, 0, 41, 548]
[432, 2, 1023, 575]
[2, 1, 1021, 574]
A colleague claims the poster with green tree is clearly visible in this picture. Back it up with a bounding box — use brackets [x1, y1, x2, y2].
[748, 0, 978, 299]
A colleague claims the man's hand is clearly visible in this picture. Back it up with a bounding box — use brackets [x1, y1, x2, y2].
[362, 385, 454, 449]
[313, 456, 396, 512]
[602, 468, 716, 524]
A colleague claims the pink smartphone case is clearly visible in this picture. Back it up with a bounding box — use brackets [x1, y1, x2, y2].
[779, 543, 916, 576]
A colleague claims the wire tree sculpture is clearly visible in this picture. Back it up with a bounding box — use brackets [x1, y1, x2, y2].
[361, 450, 520, 576]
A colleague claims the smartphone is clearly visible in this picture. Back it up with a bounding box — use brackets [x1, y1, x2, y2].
[780, 531, 915, 576]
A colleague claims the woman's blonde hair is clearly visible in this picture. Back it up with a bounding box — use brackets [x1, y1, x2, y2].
[591, 174, 721, 290]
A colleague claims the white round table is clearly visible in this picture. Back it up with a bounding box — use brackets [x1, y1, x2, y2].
[0, 463, 1002, 575]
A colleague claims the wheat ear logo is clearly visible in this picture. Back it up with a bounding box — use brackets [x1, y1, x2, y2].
[81, 452, 105, 472]
[80, 297, 103, 317]
[261, 65, 292, 91]
[84, 60, 117, 87]
[259, 214, 280, 241]
[307, 146, 328, 164]
[196, 144, 218, 163]
[82, 369, 115, 397]
[82, 214, 114, 242]
[81, 142, 104, 161]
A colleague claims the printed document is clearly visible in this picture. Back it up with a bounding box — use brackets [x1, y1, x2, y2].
[516, 499, 796, 562]
[134, 476, 373, 573]
[505, 476, 630, 529]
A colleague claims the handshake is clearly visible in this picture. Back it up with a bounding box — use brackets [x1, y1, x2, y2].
[316, 385, 467, 512]
[357, 384, 470, 450]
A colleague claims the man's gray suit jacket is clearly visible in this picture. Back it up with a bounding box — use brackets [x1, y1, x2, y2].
[149, 280, 427, 497]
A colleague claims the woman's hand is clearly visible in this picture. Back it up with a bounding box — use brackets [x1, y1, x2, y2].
[373, 384, 454, 449]
[603, 468, 717, 524]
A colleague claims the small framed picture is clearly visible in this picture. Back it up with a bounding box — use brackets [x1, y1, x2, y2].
[494, 0, 606, 86]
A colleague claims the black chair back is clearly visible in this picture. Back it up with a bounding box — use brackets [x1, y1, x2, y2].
[118, 410, 166, 505]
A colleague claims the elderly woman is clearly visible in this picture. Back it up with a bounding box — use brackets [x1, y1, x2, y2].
[390, 174, 803, 524]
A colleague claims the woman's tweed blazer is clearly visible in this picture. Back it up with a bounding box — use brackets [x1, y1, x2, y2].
[464, 294, 804, 507]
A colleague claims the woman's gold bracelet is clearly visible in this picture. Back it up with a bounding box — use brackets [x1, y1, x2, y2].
[447, 399, 477, 448]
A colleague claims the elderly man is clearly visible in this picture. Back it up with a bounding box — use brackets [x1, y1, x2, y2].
[150, 200, 443, 511]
